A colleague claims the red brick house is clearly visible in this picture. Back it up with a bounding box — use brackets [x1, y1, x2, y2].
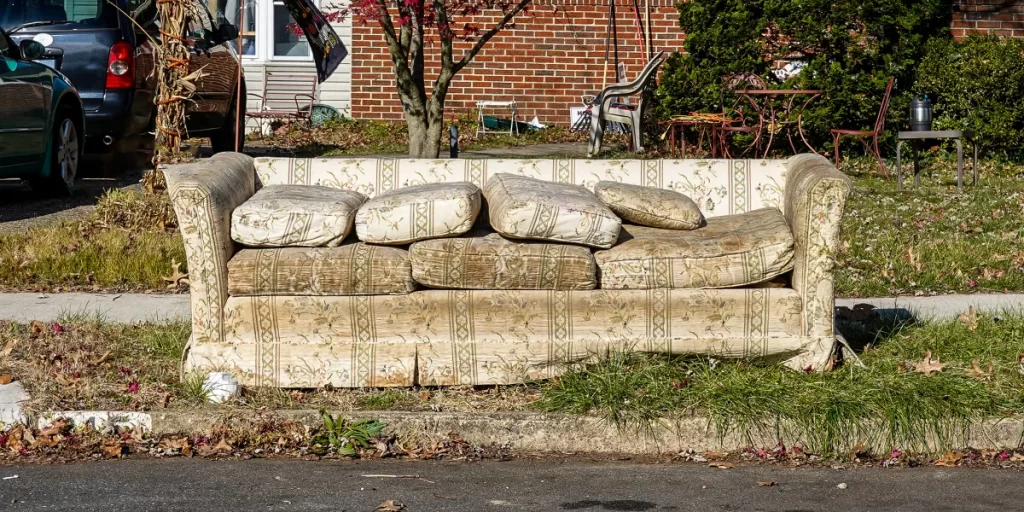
[242, 0, 1019, 127]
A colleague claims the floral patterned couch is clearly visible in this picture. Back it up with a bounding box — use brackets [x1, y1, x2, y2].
[165, 153, 851, 388]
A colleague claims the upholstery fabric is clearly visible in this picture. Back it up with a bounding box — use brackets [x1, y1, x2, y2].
[784, 154, 853, 361]
[595, 208, 795, 289]
[165, 153, 255, 345]
[215, 288, 804, 387]
[230, 185, 366, 247]
[169, 154, 851, 387]
[409, 232, 596, 290]
[227, 244, 415, 296]
[355, 182, 481, 244]
[251, 158, 790, 218]
[594, 181, 704, 230]
[484, 173, 621, 248]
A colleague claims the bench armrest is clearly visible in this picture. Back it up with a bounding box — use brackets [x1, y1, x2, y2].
[165, 152, 256, 344]
[783, 154, 853, 341]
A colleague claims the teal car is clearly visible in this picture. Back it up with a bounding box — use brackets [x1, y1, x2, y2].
[0, 26, 84, 195]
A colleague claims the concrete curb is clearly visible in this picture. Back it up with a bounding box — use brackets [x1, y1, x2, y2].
[28, 409, 1024, 455]
[3, 293, 1024, 324]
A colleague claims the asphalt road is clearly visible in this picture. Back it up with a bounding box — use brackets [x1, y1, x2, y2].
[0, 459, 1019, 511]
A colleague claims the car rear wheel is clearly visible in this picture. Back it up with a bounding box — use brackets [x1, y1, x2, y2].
[30, 110, 79, 196]
[210, 98, 246, 154]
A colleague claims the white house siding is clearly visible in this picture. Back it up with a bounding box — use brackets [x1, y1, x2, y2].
[241, 17, 352, 130]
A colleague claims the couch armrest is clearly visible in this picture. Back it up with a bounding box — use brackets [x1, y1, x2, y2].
[783, 154, 853, 340]
[165, 152, 256, 344]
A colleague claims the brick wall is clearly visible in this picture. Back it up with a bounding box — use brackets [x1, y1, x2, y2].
[351, 0, 685, 125]
[952, 0, 1024, 38]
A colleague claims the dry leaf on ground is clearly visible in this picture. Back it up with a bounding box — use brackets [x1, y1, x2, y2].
[161, 260, 190, 289]
[914, 350, 945, 376]
[957, 307, 979, 331]
[377, 500, 406, 511]
[934, 452, 963, 467]
[29, 321, 46, 338]
[100, 439, 126, 458]
[906, 247, 922, 272]
[757, 481, 775, 487]
[709, 461, 735, 469]
[0, 338, 18, 358]
[966, 360, 994, 381]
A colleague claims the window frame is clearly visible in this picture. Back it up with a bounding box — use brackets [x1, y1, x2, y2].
[268, 0, 312, 61]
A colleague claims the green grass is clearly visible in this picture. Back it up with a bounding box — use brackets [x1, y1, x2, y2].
[537, 311, 1024, 456]
[835, 156, 1024, 297]
[6, 312, 1024, 456]
[0, 188, 185, 292]
[355, 389, 412, 410]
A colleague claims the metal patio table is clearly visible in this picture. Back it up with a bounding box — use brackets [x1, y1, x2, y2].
[734, 89, 823, 158]
[896, 130, 977, 192]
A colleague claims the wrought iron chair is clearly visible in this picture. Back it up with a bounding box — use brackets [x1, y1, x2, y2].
[714, 73, 768, 158]
[830, 76, 895, 176]
[587, 52, 666, 156]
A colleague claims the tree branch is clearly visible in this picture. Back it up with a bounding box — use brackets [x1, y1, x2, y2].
[454, 0, 533, 74]
[375, 0, 406, 65]
[409, 4, 425, 88]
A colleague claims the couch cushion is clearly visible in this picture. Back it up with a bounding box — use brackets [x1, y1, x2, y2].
[409, 232, 597, 290]
[595, 208, 795, 289]
[231, 185, 366, 247]
[594, 181, 704, 230]
[355, 182, 481, 244]
[484, 173, 621, 248]
[227, 244, 415, 296]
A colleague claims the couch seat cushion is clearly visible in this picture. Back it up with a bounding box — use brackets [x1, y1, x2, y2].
[231, 185, 366, 247]
[595, 208, 795, 289]
[355, 182, 481, 244]
[409, 232, 596, 290]
[484, 173, 621, 248]
[227, 244, 415, 296]
[594, 181, 704, 230]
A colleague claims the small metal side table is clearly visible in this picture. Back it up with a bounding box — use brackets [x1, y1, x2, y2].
[896, 130, 978, 192]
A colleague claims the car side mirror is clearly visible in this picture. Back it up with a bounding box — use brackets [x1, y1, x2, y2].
[19, 40, 45, 60]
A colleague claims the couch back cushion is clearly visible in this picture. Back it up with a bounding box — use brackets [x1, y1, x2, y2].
[253, 158, 789, 219]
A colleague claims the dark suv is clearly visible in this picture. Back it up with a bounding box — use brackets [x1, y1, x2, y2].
[2, 0, 245, 168]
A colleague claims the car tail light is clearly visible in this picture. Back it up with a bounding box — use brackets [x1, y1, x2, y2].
[105, 41, 134, 89]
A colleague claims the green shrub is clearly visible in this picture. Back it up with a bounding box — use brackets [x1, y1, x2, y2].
[915, 36, 1024, 159]
[656, 0, 954, 154]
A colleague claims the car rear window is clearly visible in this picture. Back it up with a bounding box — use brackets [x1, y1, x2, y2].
[0, 0, 118, 30]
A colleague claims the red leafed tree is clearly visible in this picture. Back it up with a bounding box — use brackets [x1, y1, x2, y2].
[338, 0, 533, 157]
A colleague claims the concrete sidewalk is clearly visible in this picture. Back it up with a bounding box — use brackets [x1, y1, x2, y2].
[0, 292, 1023, 324]
[0, 292, 190, 323]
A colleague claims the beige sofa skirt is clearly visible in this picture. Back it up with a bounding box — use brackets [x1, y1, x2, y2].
[183, 289, 821, 387]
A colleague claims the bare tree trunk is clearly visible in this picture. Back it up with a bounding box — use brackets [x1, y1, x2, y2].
[402, 94, 447, 158]
[373, 0, 533, 158]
